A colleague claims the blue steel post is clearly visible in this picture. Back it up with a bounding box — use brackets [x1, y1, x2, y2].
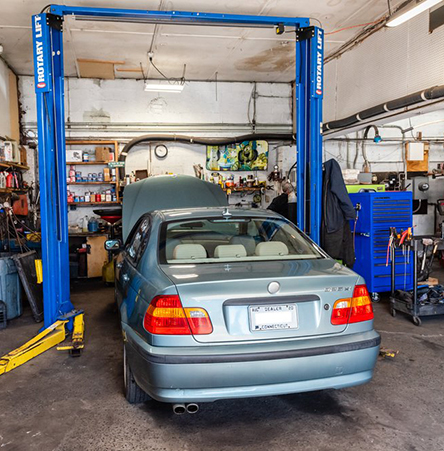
[295, 37, 307, 232]
[32, 13, 73, 327]
[295, 26, 324, 243]
[309, 27, 324, 244]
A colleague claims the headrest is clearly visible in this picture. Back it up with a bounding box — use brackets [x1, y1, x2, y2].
[255, 241, 289, 257]
[229, 236, 256, 255]
[214, 244, 247, 259]
[173, 244, 206, 260]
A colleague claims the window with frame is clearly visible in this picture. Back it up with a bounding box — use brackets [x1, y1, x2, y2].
[126, 216, 151, 265]
[159, 216, 324, 264]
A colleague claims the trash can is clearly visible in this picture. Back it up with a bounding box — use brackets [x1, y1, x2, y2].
[0, 301, 7, 329]
[0, 253, 22, 320]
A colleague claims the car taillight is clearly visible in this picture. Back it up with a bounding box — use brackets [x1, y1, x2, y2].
[349, 284, 374, 323]
[184, 308, 213, 335]
[143, 295, 212, 335]
[331, 299, 352, 325]
[331, 284, 373, 325]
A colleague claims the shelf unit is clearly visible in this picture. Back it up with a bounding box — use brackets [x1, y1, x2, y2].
[0, 187, 29, 193]
[66, 140, 121, 208]
[0, 161, 30, 171]
[0, 161, 30, 193]
[66, 161, 112, 165]
[69, 182, 117, 185]
[68, 202, 120, 207]
[222, 187, 263, 193]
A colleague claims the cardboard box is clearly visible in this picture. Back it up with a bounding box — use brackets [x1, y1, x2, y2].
[103, 167, 110, 182]
[67, 150, 83, 162]
[95, 146, 112, 162]
[424, 277, 439, 287]
[19, 146, 27, 166]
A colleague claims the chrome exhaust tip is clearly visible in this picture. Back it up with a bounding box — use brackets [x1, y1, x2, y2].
[186, 403, 199, 414]
[172, 403, 186, 415]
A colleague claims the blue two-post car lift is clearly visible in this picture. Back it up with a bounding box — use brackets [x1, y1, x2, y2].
[1, 5, 324, 372]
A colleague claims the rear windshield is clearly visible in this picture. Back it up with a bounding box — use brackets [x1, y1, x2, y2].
[159, 216, 324, 264]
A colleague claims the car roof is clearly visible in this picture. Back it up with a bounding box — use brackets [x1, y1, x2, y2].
[155, 206, 284, 221]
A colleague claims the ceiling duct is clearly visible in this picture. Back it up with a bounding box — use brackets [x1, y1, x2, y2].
[323, 84, 444, 133]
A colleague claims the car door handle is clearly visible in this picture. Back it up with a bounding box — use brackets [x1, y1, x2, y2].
[116, 262, 123, 269]
[122, 274, 130, 283]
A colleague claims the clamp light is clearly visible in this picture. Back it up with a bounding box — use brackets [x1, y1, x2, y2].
[386, 0, 443, 27]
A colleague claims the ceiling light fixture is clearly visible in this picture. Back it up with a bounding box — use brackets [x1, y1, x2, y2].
[386, 0, 443, 27]
[144, 80, 185, 93]
[140, 55, 186, 93]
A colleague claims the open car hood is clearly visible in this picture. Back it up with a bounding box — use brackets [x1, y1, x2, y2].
[122, 175, 227, 240]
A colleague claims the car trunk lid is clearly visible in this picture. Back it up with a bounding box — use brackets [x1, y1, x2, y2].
[161, 259, 359, 343]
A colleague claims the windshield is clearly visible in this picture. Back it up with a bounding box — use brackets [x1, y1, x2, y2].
[159, 216, 324, 264]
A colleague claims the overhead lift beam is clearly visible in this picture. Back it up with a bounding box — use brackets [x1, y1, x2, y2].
[32, 5, 324, 326]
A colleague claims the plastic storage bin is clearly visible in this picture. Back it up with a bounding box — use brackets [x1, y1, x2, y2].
[0, 253, 22, 320]
[0, 301, 6, 329]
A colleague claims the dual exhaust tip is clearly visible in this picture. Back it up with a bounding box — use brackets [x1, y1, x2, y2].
[172, 403, 199, 415]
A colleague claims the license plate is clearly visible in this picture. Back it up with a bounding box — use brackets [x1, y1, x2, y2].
[249, 304, 298, 331]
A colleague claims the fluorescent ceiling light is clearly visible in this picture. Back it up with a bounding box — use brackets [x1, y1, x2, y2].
[386, 0, 443, 27]
[144, 81, 184, 93]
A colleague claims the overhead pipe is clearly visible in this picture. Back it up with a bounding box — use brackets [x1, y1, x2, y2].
[118, 133, 295, 178]
[323, 84, 444, 132]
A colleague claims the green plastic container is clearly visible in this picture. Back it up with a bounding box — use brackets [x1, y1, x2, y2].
[0, 253, 22, 320]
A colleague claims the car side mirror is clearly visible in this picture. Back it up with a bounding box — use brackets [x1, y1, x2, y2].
[105, 239, 122, 252]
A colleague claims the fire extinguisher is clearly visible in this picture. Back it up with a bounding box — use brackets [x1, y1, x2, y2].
[5, 172, 13, 188]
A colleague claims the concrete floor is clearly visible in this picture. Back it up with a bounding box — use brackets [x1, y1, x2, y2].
[1, 279, 444, 451]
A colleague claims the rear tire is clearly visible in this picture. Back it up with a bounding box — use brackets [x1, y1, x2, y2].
[124, 346, 151, 404]
[412, 316, 422, 327]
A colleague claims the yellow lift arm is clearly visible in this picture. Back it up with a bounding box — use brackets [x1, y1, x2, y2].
[57, 313, 85, 356]
[0, 313, 85, 375]
[0, 320, 68, 375]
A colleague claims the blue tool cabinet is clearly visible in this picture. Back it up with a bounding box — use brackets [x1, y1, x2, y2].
[349, 191, 413, 294]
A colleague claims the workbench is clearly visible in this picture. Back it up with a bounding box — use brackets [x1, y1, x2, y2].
[69, 232, 108, 278]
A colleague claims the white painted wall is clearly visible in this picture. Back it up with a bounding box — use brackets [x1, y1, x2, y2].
[19, 77, 296, 225]
[20, 77, 293, 135]
[321, 6, 444, 236]
[324, 111, 444, 234]
[0, 58, 11, 138]
[324, 9, 444, 123]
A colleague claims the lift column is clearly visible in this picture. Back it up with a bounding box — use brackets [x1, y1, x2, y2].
[295, 26, 324, 244]
[32, 12, 73, 327]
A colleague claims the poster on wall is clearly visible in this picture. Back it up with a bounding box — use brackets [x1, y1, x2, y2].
[206, 141, 269, 171]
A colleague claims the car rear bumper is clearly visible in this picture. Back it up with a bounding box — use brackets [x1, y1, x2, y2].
[124, 325, 380, 403]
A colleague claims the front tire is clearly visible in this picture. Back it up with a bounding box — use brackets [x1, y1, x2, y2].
[124, 346, 151, 404]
